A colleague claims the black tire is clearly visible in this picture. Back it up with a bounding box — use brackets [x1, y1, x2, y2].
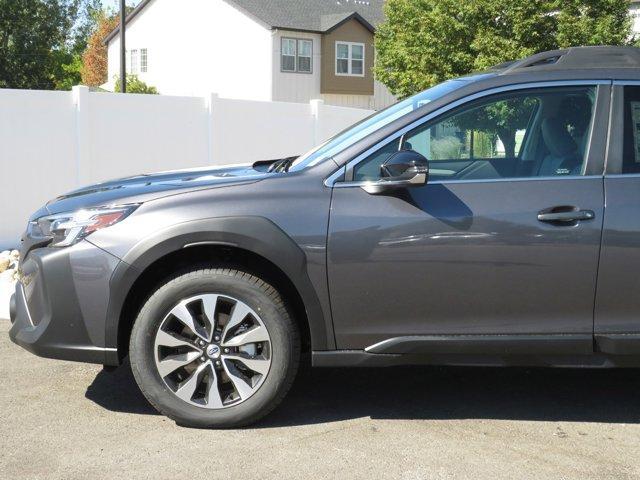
[129, 268, 300, 428]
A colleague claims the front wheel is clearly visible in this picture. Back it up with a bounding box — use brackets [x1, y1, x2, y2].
[129, 268, 300, 428]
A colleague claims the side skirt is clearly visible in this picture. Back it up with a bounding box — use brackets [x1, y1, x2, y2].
[312, 334, 640, 368]
[595, 333, 640, 355]
[364, 334, 593, 355]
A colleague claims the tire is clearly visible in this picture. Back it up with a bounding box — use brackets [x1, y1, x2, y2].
[129, 267, 300, 428]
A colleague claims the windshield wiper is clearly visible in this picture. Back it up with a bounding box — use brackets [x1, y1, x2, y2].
[267, 156, 298, 173]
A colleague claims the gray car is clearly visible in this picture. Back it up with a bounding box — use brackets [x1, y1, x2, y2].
[10, 46, 640, 427]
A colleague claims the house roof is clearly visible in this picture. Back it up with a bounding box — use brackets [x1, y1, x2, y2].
[105, 0, 386, 44]
[226, 0, 385, 32]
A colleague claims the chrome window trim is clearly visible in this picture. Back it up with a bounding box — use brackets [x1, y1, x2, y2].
[324, 79, 611, 187]
[330, 174, 604, 190]
[323, 166, 346, 187]
[613, 81, 640, 86]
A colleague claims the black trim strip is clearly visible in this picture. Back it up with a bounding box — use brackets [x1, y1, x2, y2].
[365, 334, 593, 355]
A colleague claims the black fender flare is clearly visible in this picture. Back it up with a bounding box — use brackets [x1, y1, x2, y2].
[104, 216, 331, 357]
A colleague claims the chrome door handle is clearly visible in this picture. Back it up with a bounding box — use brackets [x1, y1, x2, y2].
[537, 208, 595, 223]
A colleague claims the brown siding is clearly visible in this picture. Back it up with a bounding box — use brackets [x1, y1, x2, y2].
[321, 19, 374, 95]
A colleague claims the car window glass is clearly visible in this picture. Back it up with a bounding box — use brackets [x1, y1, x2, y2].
[288, 73, 497, 171]
[622, 86, 640, 174]
[353, 86, 596, 182]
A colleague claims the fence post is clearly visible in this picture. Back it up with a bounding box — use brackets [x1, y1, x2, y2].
[310, 98, 324, 146]
[207, 93, 219, 165]
[72, 85, 90, 187]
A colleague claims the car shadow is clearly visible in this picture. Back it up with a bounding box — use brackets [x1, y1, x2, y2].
[85, 361, 160, 416]
[86, 362, 640, 427]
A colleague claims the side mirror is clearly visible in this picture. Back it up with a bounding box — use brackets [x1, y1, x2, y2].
[362, 149, 429, 195]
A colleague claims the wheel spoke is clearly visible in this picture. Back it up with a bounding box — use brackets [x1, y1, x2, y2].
[157, 351, 202, 378]
[175, 362, 207, 403]
[155, 329, 198, 350]
[205, 363, 224, 408]
[223, 324, 270, 348]
[223, 353, 270, 376]
[223, 359, 254, 400]
[222, 302, 252, 341]
[154, 293, 272, 409]
[201, 294, 219, 341]
[169, 302, 208, 341]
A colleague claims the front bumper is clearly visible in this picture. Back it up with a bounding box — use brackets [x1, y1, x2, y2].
[9, 240, 121, 365]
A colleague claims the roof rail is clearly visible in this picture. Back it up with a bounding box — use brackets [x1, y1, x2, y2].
[499, 46, 640, 74]
[501, 49, 569, 74]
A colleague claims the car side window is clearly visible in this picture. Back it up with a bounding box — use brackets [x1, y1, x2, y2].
[353, 86, 597, 182]
[622, 86, 640, 174]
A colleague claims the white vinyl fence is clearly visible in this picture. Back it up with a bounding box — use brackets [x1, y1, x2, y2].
[0, 86, 373, 249]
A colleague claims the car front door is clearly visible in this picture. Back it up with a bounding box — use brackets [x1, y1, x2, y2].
[327, 83, 609, 353]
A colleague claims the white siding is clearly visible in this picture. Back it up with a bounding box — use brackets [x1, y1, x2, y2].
[631, 2, 640, 36]
[271, 30, 322, 103]
[107, 0, 272, 100]
[372, 79, 397, 109]
[322, 80, 396, 110]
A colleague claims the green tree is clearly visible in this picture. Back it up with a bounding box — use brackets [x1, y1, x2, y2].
[450, 98, 538, 158]
[556, 0, 632, 47]
[114, 75, 159, 94]
[375, 0, 634, 99]
[374, 0, 633, 156]
[0, 0, 103, 90]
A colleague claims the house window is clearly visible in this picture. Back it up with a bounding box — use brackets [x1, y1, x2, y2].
[140, 48, 148, 73]
[335, 41, 365, 77]
[281, 38, 313, 73]
[130, 49, 138, 74]
[297, 40, 312, 73]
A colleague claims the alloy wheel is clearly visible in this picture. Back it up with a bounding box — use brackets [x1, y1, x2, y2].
[153, 294, 272, 409]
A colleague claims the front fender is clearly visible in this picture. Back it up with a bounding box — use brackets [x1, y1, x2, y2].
[102, 216, 331, 357]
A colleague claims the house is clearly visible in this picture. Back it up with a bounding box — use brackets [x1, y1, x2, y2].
[104, 0, 396, 110]
[631, 0, 640, 35]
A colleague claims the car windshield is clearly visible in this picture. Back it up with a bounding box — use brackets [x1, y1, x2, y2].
[289, 74, 494, 171]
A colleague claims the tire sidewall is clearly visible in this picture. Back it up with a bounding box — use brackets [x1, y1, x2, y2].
[130, 270, 297, 428]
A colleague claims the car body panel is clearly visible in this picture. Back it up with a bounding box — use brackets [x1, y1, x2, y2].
[595, 176, 640, 334]
[328, 177, 605, 349]
[42, 163, 269, 215]
[9, 240, 120, 364]
[87, 161, 338, 353]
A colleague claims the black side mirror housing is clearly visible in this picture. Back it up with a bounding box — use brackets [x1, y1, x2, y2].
[362, 149, 429, 195]
[380, 149, 430, 181]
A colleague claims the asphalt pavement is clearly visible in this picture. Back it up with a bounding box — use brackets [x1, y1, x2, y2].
[1, 321, 640, 480]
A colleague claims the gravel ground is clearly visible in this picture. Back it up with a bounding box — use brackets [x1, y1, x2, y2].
[2, 320, 640, 480]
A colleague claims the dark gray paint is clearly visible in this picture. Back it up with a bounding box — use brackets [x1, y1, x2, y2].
[595, 181, 640, 333]
[593, 83, 640, 336]
[102, 215, 332, 352]
[89, 160, 338, 354]
[328, 177, 604, 349]
[10, 47, 640, 368]
[9, 241, 119, 364]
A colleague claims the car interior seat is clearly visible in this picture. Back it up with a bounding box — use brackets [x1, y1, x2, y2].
[539, 117, 581, 176]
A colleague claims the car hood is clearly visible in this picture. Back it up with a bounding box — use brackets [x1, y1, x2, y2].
[39, 163, 267, 217]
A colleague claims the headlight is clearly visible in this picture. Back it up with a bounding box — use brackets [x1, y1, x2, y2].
[33, 205, 139, 247]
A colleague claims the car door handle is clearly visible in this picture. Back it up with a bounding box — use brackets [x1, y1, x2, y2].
[537, 208, 595, 223]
